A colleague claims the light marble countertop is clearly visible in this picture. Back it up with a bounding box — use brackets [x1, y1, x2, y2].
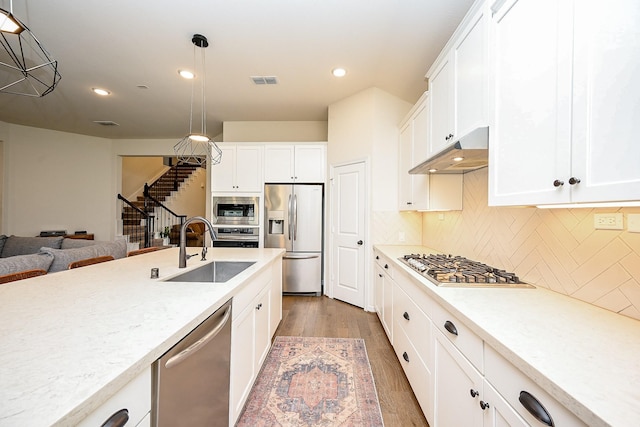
[375, 244, 640, 427]
[0, 247, 284, 427]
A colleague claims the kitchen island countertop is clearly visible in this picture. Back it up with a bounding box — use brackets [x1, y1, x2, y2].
[0, 247, 284, 427]
[375, 244, 640, 427]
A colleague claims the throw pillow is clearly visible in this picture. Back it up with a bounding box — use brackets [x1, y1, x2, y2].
[94, 239, 127, 259]
[40, 246, 99, 273]
[0, 252, 55, 275]
[0, 235, 7, 256]
[1, 236, 64, 258]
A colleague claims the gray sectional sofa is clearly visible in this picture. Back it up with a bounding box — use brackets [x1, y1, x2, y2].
[0, 235, 127, 276]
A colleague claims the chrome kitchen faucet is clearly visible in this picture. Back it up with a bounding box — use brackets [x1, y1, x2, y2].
[179, 216, 218, 268]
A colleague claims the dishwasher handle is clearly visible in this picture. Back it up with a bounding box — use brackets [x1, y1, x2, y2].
[101, 409, 129, 427]
[165, 305, 231, 369]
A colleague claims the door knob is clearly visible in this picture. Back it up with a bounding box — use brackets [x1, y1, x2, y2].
[357, 240, 363, 245]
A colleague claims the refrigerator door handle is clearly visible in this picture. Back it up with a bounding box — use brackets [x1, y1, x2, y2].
[287, 194, 293, 240]
[293, 194, 298, 241]
[283, 254, 320, 260]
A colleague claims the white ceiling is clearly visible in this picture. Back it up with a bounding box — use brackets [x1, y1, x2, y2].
[0, 0, 474, 139]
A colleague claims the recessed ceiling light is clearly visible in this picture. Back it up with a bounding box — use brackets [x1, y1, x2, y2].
[452, 156, 464, 162]
[92, 88, 110, 96]
[332, 68, 347, 77]
[179, 69, 195, 79]
[429, 168, 438, 173]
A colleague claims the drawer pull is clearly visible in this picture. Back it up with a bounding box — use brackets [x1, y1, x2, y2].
[384, 264, 389, 269]
[403, 312, 410, 321]
[379, 273, 383, 278]
[469, 389, 479, 398]
[444, 320, 458, 336]
[402, 351, 410, 362]
[376, 255, 379, 260]
[519, 391, 554, 426]
[480, 401, 490, 410]
[101, 409, 129, 427]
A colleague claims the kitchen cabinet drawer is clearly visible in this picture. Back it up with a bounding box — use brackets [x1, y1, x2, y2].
[485, 345, 587, 426]
[78, 368, 151, 427]
[232, 266, 271, 319]
[432, 302, 483, 372]
[393, 282, 431, 367]
[373, 252, 394, 279]
[393, 319, 433, 422]
[395, 268, 434, 317]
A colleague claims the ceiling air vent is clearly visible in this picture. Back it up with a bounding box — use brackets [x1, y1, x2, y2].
[251, 76, 278, 85]
[93, 120, 120, 126]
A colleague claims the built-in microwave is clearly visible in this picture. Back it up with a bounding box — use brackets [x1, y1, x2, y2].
[212, 196, 259, 226]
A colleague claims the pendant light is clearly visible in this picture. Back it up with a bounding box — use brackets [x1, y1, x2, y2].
[0, 0, 61, 97]
[174, 34, 222, 167]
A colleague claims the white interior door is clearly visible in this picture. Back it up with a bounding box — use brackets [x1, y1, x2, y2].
[331, 161, 366, 308]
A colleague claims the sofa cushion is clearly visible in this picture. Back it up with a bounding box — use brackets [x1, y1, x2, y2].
[40, 246, 99, 273]
[94, 239, 127, 260]
[0, 235, 6, 256]
[1, 236, 64, 258]
[61, 238, 98, 249]
[61, 238, 127, 259]
[0, 252, 54, 275]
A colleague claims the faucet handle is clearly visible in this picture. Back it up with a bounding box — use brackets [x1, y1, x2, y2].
[201, 246, 208, 261]
[186, 253, 198, 260]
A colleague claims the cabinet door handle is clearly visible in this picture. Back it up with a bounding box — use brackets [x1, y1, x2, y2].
[101, 408, 129, 427]
[256, 303, 263, 310]
[553, 179, 564, 187]
[402, 351, 410, 362]
[357, 240, 364, 245]
[384, 264, 389, 269]
[569, 177, 581, 185]
[407, 201, 413, 205]
[444, 320, 458, 336]
[470, 389, 479, 398]
[379, 273, 383, 278]
[519, 391, 554, 426]
[376, 255, 379, 260]
[403, 312, 410, 321]
[480, 401, 490, 410]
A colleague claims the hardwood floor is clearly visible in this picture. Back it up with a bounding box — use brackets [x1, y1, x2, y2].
[275, 295, 429, 427]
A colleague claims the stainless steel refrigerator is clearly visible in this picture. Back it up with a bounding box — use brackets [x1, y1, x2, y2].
[264, 184, 323, 294]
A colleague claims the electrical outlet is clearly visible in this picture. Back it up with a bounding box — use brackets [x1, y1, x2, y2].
[628, 214, 640, 233]
[594, 213, 623, 230]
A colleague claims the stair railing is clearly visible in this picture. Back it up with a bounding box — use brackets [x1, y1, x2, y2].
[143, 183, 187, 243]
[117, 193, 153, 248]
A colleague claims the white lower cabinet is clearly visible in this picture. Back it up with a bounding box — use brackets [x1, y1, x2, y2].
[77, 368, 151, 427]
[392, 278, 433, 422]
[485, 346, 587, 427]
[230, 263, 280, 425]
[434, 329, 484, 426]
[373, 252, 394, 339]
[375, 250, 587, 427]
[482, 380, 528, 427]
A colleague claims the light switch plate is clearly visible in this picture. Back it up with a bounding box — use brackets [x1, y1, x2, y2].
[594, 213, 623, 230]
[628, 214, 640, 233]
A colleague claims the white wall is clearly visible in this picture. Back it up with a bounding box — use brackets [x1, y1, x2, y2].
[2, 123, 114, 240]
[328, 87, 417, 245]
[223, 121, 327, 142]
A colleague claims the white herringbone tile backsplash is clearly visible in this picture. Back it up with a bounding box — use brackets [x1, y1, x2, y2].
[372, 211, 422, 245]
[422, 168, 640, 321]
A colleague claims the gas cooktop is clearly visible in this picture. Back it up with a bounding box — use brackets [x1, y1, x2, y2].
[399, 254, 534, 288]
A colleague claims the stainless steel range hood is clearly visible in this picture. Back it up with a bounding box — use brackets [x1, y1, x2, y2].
[409, 126, 489, 174]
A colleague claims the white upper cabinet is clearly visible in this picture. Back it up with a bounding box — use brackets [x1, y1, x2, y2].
[264, 144, 326, 183]
[211, 144, 263, 193]
[570, 0, 640, 203]
[427, 0, 489, 157]
[453, 4, 488, 139]
[428, 56, 455, 156]
[489, 0, 640, 206]
[399, 92, 463, 211]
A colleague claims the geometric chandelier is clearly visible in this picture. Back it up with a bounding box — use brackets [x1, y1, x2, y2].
[174, 33, 222, 167]
[0, 3, 61, 97]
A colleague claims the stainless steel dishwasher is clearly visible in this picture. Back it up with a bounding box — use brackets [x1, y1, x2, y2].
[153, 298, 232, 427]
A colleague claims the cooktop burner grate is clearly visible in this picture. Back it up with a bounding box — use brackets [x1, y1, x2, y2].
[398, 254, 534, 288]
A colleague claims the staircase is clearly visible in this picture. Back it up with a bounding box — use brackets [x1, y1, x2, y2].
[121, 166, 199, 248]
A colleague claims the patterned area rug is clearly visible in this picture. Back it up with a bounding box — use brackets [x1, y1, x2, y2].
[236, 336, 384, 426]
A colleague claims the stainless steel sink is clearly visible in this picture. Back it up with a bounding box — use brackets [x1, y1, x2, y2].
[166, 261, 255, 283]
